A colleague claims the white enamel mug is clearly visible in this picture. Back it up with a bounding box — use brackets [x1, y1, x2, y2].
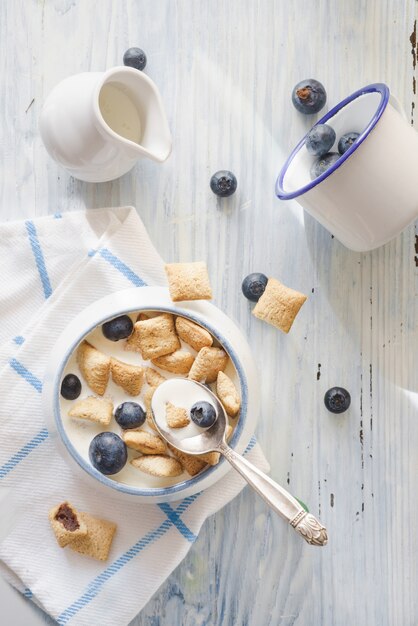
[276, 84, 418, 252]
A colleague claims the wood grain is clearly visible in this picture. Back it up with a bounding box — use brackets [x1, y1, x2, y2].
[1, 0, 418, 624]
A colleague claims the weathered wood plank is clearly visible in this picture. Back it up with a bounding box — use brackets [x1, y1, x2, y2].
[0, 0, 417, 624]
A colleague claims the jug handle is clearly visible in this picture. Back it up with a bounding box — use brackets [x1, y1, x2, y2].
[389, 93, 408, 122]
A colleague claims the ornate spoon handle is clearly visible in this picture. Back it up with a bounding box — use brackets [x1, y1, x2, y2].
[218, 441, 328, 546]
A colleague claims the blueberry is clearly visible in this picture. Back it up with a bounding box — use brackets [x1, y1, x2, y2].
[242, 273, 268, 302]
[89, 432, 127, 475]
[338, 132, 360, 155]
[123, 47, 147, 71]
[305, 124, 336, 157]
[292, 79, 327, 114]
[210, 171, 237, 197]
[324, 387, 351, 414]
[190, 401, 217, 428]
[102, 315, 133, 341]
[310, 152, 340, 180]
[114, 401, 146, 429]
[61, 374, 81, 400]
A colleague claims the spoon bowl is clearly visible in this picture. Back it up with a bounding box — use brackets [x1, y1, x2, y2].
[151, 379, 227, 455]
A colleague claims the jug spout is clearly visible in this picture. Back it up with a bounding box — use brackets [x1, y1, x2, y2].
[95, 67, 172, 163]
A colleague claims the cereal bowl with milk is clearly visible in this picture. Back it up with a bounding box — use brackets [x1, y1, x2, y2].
[43, 287, 259, 503]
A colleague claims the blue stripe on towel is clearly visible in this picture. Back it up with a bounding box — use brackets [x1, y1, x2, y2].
[25, 221, 52, 299]
[9, 358, 42, 392]
[157, 503, 197, 542]
[0, 428, 49, 479]
[0, 360, 48, 477]
[56, 495, 201, 625]
[99, 248, 147, 287]
[22, 588, 33, 599]
[57, 520, 172, 625]
[175, 493, 201, 514]
[13, 336, 25, 345]
[244, 435, 257, 453]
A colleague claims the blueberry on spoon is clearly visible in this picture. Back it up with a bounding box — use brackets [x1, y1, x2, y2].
[190, 401, 217, 428]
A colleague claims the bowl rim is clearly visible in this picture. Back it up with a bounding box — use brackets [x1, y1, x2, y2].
[51, 299, 249, 498]
[275, 83, 390, 200]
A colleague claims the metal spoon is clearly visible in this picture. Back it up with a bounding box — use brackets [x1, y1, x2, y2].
[151, 379, 328, 546]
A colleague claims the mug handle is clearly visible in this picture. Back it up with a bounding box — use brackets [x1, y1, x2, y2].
[389, 93, 408, 122]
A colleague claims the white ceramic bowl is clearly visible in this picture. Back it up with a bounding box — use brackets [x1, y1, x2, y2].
[42, 287, 259, 503]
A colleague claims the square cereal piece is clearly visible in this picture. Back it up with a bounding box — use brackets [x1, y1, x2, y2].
[124, 323, 142, 352]
[188, 347, 228, 383]
[198, 451, 221, 466]
[76, 341, 110, 396]
[252, 278, 307, 333]
[168, 425, 233, 474]
[123, 430, 166, 455]
[68, 512, 116, 562]
[126, 314, 180, 360]
[168, 444, 207, 477]
[131, 455, 183, 477]
[143, 387, 158, 431]
[68, 396, 113, 426]
[152, 350, 195, 374]
[165, 262, 212, 302]
[49, 502, 88, 548]
[175, 317, 213, 351]
[136, 312, 151, 321]
[216, 371, 241, 417]
[111, 358, 144, 396]
[166, 402, 190, 428]
[145, 367, 166, 387]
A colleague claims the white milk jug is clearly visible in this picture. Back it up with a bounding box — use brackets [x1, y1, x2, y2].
[40, 66, 172, 183]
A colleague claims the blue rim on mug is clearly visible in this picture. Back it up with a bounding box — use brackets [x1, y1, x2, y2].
[275, 83, 390, 200]
[53, 306, 248, 498]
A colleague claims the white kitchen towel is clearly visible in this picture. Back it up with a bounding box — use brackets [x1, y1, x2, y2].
[0, 207, 269, 626]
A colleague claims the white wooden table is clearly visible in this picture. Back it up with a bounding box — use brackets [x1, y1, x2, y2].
[1, 1, 417, 624]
